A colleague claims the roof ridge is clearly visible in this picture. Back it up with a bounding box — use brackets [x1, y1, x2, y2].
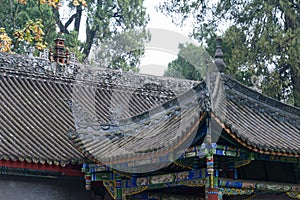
[0, 52, 199, 95]
[222, 74, 300, 121]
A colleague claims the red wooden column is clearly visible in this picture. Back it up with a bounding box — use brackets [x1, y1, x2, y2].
[207, 188, 219, 200]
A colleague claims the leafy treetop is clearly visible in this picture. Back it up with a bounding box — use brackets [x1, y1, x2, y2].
[160, 0, 300, 107]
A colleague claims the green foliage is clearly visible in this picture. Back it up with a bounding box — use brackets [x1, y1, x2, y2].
[81, 0, 149, 68]
[91, 29, 149, 72]
[14, 19, 47, 50]
[0, 0, 148, 70]
[219, 26, 253, 86]
[60, 31, 85, 62]
[53, 0, 149, 69]
[160, 0, 300, 106]
[0, 0, 56, 53]
[164, 43, 208, 81]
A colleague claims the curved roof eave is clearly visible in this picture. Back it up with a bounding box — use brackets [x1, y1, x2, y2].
[211, 74, 300, 156]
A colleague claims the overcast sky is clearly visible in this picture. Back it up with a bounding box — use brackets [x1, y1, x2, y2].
[139, 0, 194, 76]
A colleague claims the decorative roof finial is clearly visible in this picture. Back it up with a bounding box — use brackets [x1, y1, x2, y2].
[214, 37, 225, 73]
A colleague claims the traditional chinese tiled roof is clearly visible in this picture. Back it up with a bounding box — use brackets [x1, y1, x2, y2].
[69, 80, 208, 172]
[0, 44, 299, 169]
[68, 65, 207, 173]
[217, 74, 300, 156]
[0, 53, 83, 166]
[0, 52, 199, 167]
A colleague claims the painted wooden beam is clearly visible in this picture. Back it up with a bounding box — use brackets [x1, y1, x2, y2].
[219, 178, 300, 192]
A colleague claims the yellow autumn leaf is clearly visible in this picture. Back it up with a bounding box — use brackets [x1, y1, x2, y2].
[34, 34, 40, 41]
[72, 0, 80, 6]
[49, 2, 56, 7]
[48, 0, 57, 7]
[0, 32, 12, 52]
[35, 42, 46, 50]
[34, 25, 39, 33]
[18, 0, 26, 4]
[82, 0, 87, 7]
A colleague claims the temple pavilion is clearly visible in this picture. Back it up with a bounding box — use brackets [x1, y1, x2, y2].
[0, 38, 299, 200]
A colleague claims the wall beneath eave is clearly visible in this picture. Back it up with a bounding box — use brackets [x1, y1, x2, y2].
[0, 175, 93, 200]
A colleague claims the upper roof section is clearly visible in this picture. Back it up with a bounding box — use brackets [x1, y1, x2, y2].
[0, 51, 200, 167]
[220, 74, 300, 155]
[0, 51, 199, 95]
[223, 74, 300, 126]
[212, 38, 300, 156]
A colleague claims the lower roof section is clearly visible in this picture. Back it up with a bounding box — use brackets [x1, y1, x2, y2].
[0, 159, 83, 177]
[0, 72, 84, 166]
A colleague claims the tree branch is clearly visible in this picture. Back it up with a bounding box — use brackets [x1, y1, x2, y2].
[83, 20, 98, 58]
[74, 5, 82, 32]
[65, 13, 77, 30]
[52, 8, 69, 34]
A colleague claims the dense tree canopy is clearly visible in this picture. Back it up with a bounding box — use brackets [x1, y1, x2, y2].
[54, 0, 148, 62]
[90, 28, 149, 72]
[164, 43, 206, 81]
[0, 0, 56, 52]
[0, 0, 148, 71]
[160, 0, 300, 107]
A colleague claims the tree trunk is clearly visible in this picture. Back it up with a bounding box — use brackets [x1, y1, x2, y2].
[74, 6, 82, 33]
[280, 2, 300, 107]
[83, 22, 98, 59]
[53, 8, 69, 34]
[291, 65, 300, 107]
